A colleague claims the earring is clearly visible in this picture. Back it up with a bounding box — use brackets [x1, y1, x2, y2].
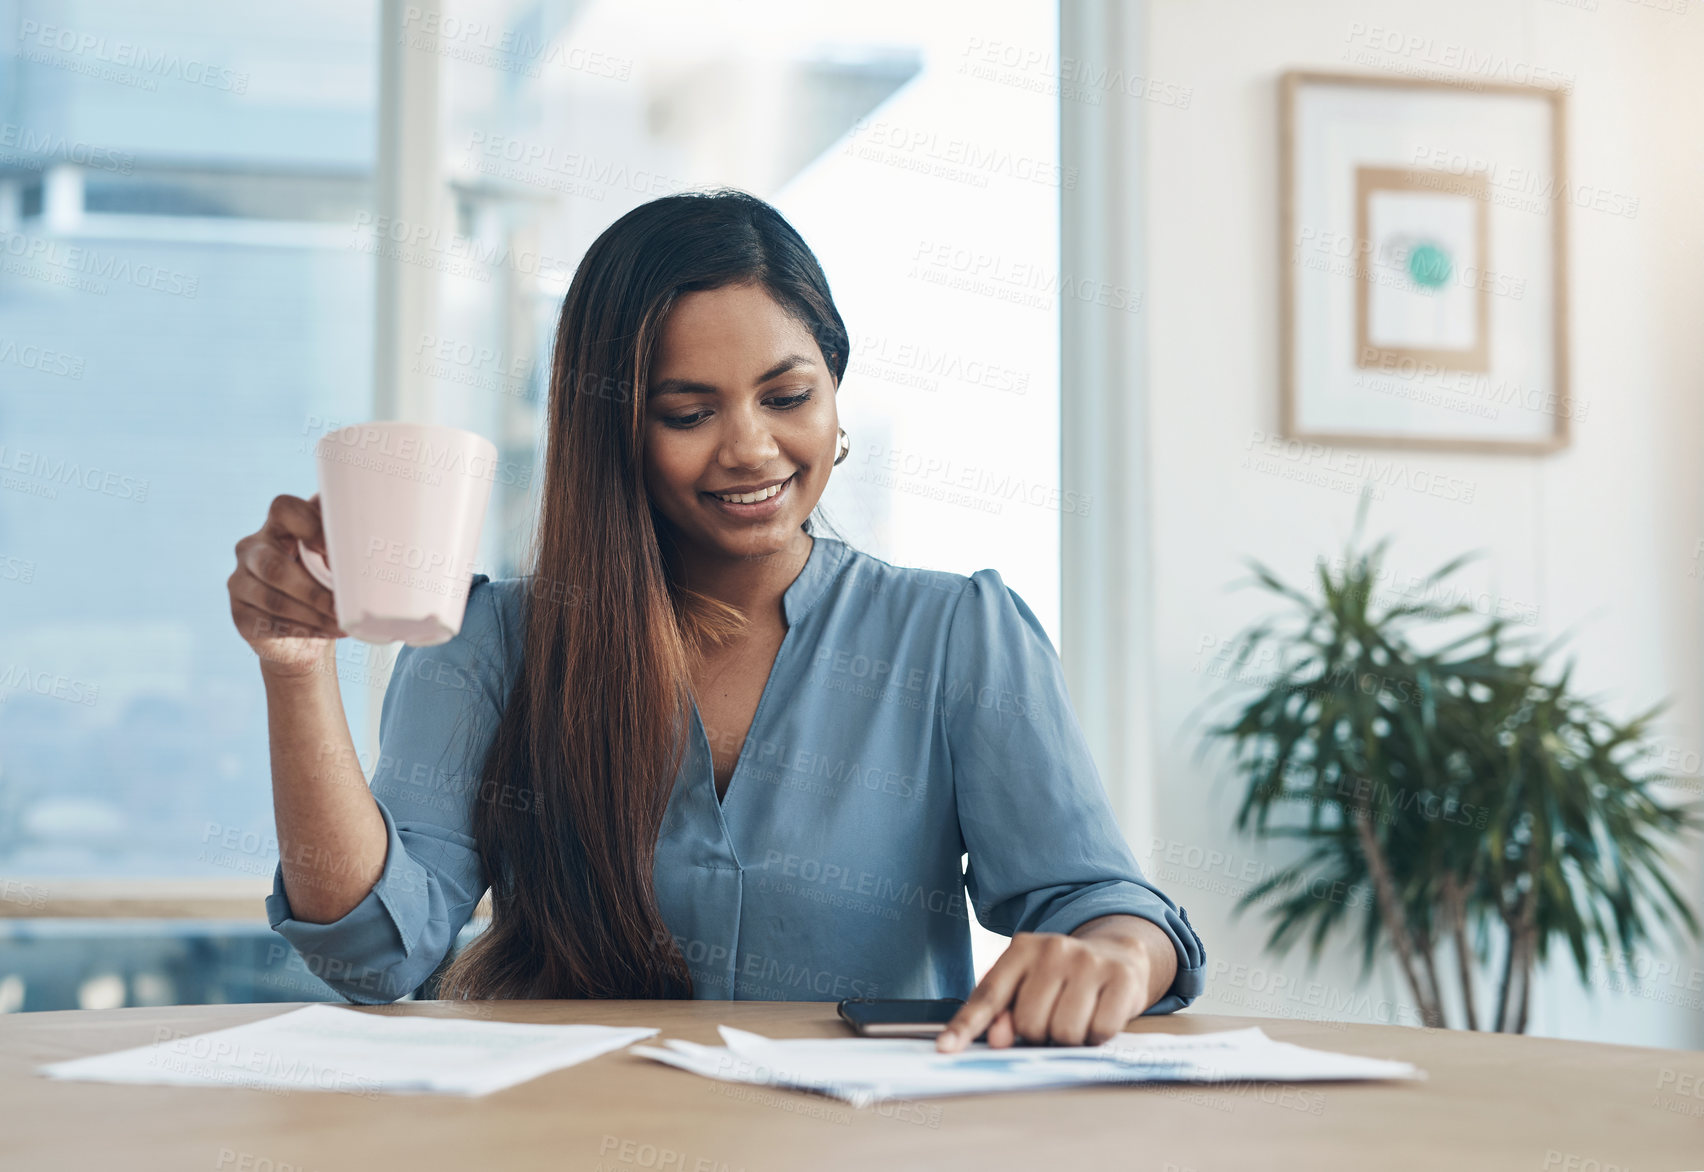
[833, 427, 849, 466]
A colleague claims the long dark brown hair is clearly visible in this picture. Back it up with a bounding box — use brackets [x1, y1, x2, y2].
[437, 189, 850, 1000]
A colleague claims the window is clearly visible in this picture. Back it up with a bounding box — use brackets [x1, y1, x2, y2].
[0, 0, 1063, 1007]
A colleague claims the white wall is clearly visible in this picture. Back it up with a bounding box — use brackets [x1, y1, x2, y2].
[1138, 0, 1704, 1047]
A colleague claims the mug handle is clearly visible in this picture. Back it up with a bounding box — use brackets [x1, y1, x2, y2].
[297, 539, 335, 590]
[296, 491, 334, 590]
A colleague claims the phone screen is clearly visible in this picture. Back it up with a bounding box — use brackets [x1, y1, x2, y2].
[837, 998, 968, 1037]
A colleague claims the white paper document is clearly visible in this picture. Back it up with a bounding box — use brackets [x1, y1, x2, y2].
[631, 1026, 1422, 1107]
[37, 1003, 658, 1097]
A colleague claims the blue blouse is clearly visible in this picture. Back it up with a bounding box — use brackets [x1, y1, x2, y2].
[266, 535, 1207, 1012]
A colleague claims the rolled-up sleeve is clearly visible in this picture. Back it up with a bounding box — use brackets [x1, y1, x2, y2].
[944, 568, 1207, 1014]
[264, 575, 507, 1004]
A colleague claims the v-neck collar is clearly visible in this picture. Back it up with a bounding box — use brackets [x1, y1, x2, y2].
[693, 532, 850, 823]
[781, 533, 849, 626]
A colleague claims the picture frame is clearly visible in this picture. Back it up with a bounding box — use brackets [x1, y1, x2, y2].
[1278, 70, 1571, 454]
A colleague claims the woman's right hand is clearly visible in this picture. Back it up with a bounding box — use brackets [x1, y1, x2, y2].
[228, 493, 347, 677]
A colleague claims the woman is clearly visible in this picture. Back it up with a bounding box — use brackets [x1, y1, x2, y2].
[228, 189, 1205, 1051]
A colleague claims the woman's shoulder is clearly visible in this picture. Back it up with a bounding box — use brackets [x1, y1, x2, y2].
[830, 542, 1033, 625]
[469, 572, 528, 625]
[831, 541, 978, 607]
[835, 546, 1055, 663]
[401, 574, 528, 701]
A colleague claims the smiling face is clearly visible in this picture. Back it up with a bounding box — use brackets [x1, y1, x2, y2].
[642, 282, 839, 562]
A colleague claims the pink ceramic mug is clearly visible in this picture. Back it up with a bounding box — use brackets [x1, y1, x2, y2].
[295, 421, 497, 647]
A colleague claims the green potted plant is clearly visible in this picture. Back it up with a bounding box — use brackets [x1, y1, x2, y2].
[1201, 496, 1700, 1031]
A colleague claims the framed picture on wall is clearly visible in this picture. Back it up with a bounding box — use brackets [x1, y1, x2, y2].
[1279, 70, 1572, 453]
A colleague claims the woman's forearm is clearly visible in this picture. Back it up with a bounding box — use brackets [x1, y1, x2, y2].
[263, 654, 390, 924]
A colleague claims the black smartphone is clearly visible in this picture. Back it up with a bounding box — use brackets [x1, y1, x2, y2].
[837, 997, 977, 1039]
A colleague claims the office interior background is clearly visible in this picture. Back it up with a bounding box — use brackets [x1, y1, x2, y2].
[2, 0, 1701, 1054]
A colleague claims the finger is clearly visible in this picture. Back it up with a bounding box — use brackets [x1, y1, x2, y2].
[1010, 963, 1067, 1045]
[239, 537, 338, 624]
[938, 946, 1031, 1052]
[231, 597, 341, 644]
[985, 1008, 1015, 1049]
[1086, 972, 1144, 1046]
[264, 493, 330, 557]
[232, 557, 343, 633]
[942, 945, 1033, 1049]
[233, 599, 339, 643]
[233, 548, 342, 630]
[1046, 970, 1110, 1047]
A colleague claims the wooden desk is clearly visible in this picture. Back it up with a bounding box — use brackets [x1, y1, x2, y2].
[4, 1000, 1699, 1171]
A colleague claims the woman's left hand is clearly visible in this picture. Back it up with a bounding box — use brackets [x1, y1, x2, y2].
[936, 916, 1176, 1051]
